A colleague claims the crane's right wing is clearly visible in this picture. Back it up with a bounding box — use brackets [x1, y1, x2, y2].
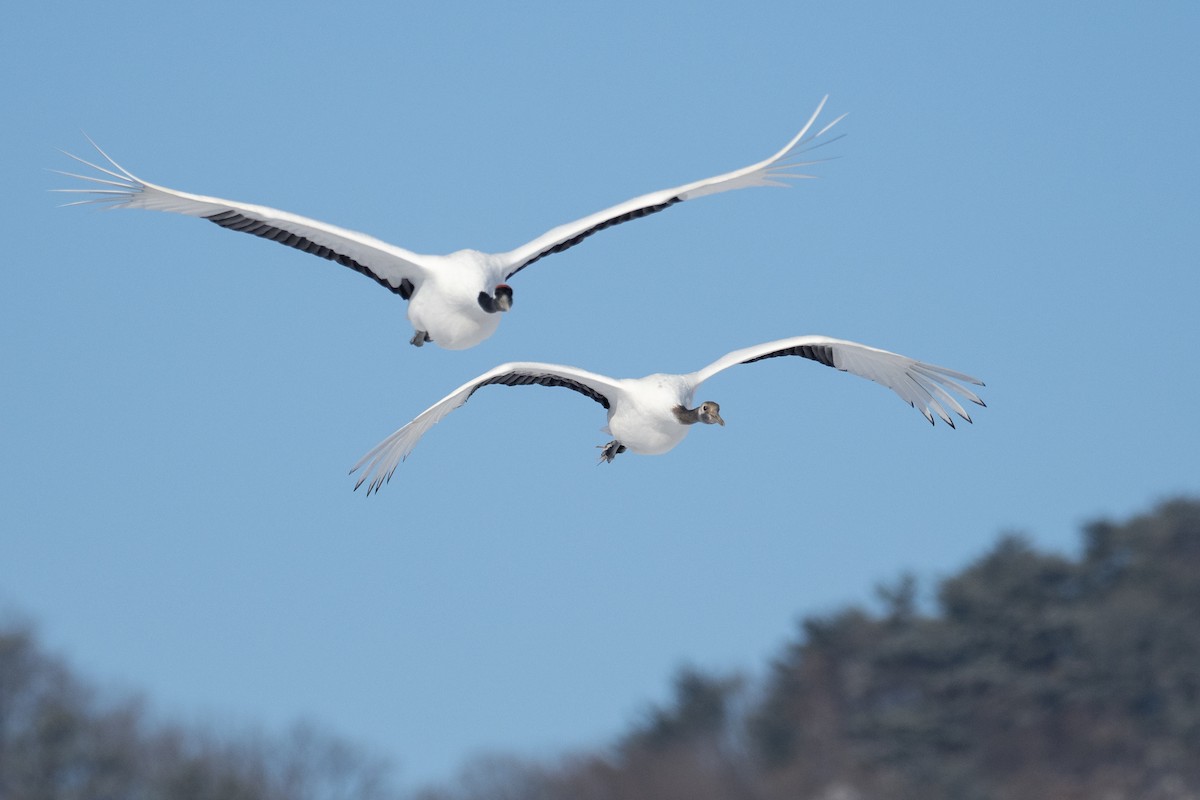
[689, 335, 986, 426]
[54, 139, 432, 296]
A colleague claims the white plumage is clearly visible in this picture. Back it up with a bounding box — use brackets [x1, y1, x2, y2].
[55, 98, 843, 350]
[350, 335, 986, 495]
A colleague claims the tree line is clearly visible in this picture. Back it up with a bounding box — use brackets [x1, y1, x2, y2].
[0, 620, 399, 800]
[3, 497, 1198, 799]
[422, 497, 1200, 800]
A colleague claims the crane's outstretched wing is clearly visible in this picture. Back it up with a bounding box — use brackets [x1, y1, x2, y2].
[689, 335, 986, 426]
[351, 362, 623, 494]
[53, 139, 431, 296]
[499, 96, 844, 279]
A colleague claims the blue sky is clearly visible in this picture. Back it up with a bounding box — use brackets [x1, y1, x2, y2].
[3, 1, 1198, 791]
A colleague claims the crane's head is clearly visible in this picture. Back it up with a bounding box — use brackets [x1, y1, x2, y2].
[674, 402, 725, 427]
[697, 401, 725, 426]
[478, 284, 513, 313]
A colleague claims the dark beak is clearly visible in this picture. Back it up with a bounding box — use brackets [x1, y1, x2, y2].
[495, 283, 513, 312]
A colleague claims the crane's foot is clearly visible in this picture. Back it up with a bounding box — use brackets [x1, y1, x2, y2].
[597, 440, 627, 463]
[410, 330, 432, 347]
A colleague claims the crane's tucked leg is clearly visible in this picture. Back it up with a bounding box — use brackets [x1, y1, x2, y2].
[409, 331, 432, 347]
[597, 440, 627, 463]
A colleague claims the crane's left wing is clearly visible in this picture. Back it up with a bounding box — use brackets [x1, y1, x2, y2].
[499, 96, 844, 279]
[689, 335, 986, 426]
[351, 361, 623, 494]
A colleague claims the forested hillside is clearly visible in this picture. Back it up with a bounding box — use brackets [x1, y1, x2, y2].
[422, 497, 1200, 800]
[0, 623, 400, 799]
[3, 498, 1198, 799]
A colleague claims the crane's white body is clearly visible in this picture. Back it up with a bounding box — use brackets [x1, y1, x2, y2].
[404, 250, 507, 349]
[604, 373, 698, 455]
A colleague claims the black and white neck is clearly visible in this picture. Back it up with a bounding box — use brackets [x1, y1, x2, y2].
[673, 402, 724, 426]
[477, 284, 513, 314]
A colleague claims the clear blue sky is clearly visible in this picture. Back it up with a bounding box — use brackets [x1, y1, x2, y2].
[2, 1, 1197, 792]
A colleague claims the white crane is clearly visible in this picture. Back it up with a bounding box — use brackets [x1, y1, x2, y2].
[350, 335, 986, 494]
[55, 98, 843, 350]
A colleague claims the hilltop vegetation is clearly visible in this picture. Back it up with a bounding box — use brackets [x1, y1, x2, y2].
[0, 621, 399, 800]
[424, 497, 1200, 800]
[3, 497, 1198, 799]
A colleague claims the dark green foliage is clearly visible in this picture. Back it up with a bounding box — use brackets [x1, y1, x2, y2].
[746, 499, 1200, 799]
[621, 666, 741, 754]
[431, 497, 1200, 800]
[6, 497, 1200, 800]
